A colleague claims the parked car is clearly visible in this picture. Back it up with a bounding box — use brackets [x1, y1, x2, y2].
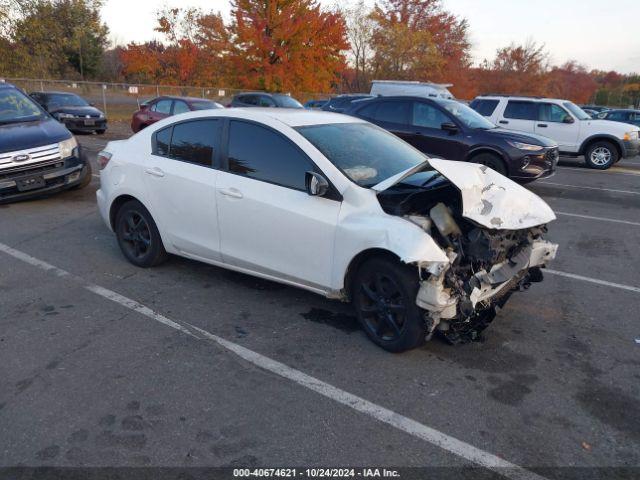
[96, 108, 557, 351]
[304, 99, 328, 109]
[131, 96, 223, 133]
[345, 96, 559, 181]
[230, 92, 303, 109]
[582, 108, 600, 119]
[600, 109, 640, 128]
[29, 91, 107, 134]
[471, 95, 640, 169]
[370, 80, 455, 99]
[580, 105, 610, 115]
[321, 94, 373, 113]
[0, 83, 91, 203]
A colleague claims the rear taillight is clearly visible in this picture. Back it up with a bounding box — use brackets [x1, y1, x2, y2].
[97, 151, 112, 169]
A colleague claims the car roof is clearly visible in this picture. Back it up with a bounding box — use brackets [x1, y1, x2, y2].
[476, 95, 568, 103]
[605, 108, 639, 113]
[162, 107, 365, 127]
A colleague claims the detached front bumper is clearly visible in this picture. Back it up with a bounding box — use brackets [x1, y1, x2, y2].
[0, 150, 89, 204]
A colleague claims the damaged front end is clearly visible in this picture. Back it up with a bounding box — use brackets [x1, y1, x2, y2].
[375, 159, 558, 344]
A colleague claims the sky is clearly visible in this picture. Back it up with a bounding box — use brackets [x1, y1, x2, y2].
[101, 0, 640, 73]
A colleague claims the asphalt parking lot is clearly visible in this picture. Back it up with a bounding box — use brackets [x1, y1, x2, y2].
[1, 124, 639, 479]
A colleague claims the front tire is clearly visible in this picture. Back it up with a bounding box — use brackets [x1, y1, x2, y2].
[115, 200, 168, 267]
[585, 141, 618, 169]
[352, 257, 427, 352]
[471, 152, 507, 176]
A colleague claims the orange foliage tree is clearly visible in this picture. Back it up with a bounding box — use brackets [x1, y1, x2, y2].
[546, 61, 598, 104]
[227, 0, 349, 94]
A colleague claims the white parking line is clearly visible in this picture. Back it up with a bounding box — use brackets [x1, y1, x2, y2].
[555, 211, 640, 227]
[538, 181, 640, 196]
[0, 240, 547, 480]
[557, 166, 640, 176]
[546, 269, 640, 294]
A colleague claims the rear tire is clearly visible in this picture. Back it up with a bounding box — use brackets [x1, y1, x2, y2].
[115, 200, 168, 268]
[471, 152, 507, 176]
[585, 141, 618, 169]
[352, 257, 427, 353]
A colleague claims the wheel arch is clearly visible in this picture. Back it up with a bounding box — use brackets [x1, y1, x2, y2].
[579, 135, 623, 157]
[466, 147, 510, 175]
[342, 248, 404, 301]
[109, 194, 144, 230]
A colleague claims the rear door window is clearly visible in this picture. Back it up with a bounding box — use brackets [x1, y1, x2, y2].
[257, 96, 276, 107]
[226, 120, 315, 190]
[504, 101, 537, 120]
[153, 120, 220, 167]
[371, 101, 410, 125]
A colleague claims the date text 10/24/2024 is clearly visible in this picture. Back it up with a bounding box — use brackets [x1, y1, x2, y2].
[233, 469, 401, 478]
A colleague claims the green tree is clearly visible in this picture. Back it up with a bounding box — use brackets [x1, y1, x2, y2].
[3, 0, 108, 78]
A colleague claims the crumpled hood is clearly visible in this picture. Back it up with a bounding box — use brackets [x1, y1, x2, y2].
[373, 158, 556, 230]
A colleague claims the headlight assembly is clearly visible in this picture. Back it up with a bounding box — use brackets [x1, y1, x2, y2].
[55, 112, 75, 119]
[59, 137, 78, 159]
[506, 140, 545, 152]
[623, 131, 638, 141]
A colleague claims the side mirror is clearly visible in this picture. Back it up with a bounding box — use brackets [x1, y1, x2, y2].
[563, 115, 574, 124]
[305, 171, 329, 197]
[441, 122, 458, 133]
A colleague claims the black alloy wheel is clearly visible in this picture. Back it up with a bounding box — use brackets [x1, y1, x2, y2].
[115, 200, 168, 267]
[353, 257, 427, 352]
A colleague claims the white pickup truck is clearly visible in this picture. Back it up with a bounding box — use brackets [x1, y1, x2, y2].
[470, 95, 640, 169]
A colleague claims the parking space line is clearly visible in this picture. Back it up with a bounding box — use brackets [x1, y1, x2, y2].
[537, 181, 640, 195]
[557, 166, 640, 176]
[0, 240, 547, 480]
[555, 211, 640, 227]
[546, 269, 640, 294]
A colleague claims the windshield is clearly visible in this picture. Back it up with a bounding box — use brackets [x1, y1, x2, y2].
[47, 93, 89, 107]
[274, 95, 303, 109]
[296, 122, 432, 187]
[563, 102, 591, 121]
[190, 100, 219, 111]
[0, 88, 44, 124]
[437, 99, 496, 129]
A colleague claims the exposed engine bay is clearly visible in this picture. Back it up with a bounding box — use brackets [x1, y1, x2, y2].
[377, 169, 558, 344]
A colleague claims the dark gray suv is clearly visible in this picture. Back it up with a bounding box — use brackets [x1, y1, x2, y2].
[230, 92, 303, 109]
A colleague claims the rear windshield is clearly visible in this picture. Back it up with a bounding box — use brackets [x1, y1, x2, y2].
[190, 100, 220, 111]
[274, 95, 303, 108]
[0, 88, 44, 124]
[296, 122, 431, 187]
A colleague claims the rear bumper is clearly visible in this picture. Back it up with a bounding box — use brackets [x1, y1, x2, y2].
[0, 150, 89, 204]
[60, 118, 107, 132]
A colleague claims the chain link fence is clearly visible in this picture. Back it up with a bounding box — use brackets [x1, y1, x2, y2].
[3, 78, 335, 121]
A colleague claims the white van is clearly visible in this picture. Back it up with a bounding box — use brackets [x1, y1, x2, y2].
[370, 80, 454, 100]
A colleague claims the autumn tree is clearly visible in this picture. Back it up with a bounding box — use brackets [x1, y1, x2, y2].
[369, 0, 470, 88]
[476, 40, 549, 96]
[0, 0, 108, 78]
[227, 0, 349, 94]
[546, 61, 598, 104]
[343, 0, 375, 92]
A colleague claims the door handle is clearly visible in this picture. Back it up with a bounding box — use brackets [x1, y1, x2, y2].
[537, 123, 548, 128]
[218, 188, 243, 199]
[498, 120, 509, 124]
[145, 167, 165, 178]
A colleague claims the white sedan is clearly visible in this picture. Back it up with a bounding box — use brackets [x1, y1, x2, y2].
[96, 108, 557, 352]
